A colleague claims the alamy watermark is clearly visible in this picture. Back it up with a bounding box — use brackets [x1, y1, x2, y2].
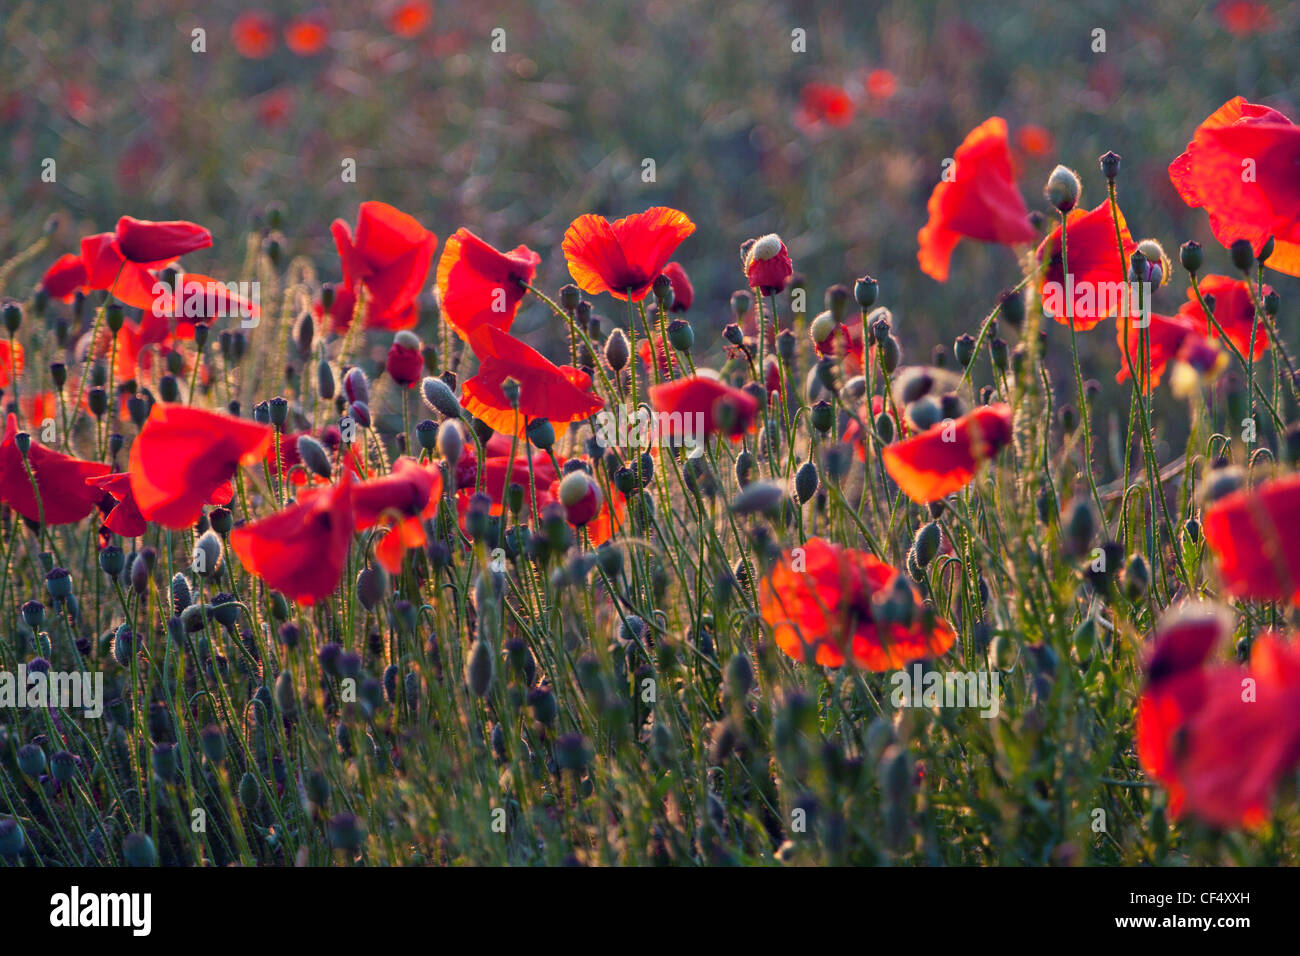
[593, 406, 706, 454]
[1041, 278, 1153, 325]
[151, 274, 260, 328]
[0, 666, 104, 718]
[890, 663, 1000, 718]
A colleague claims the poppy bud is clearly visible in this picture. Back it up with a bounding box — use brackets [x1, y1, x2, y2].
[652, 272, 674, 304]
[268, 396, 289, 429]
[824, 283, 851, 323]
[1099, 150, 1121, 181]
[604, 328, 630, 372]
[1, 300, 21, 334]
[794, 461, 819, 503]
[386, 335, 424, 387]
[854, 275, 879, 310]
[1064, 498, 1095, 556]
[954, 333, 976, 367]
[292, 435, 329, 480]
[466, 639, 494, 698]
[121, 832, 156, 868]
[776, 328, 796, 364]
[1044, 165, 1081, 213]
[1202, 464, 1244, 502]
[906, 396, 942, 432]
[875, 411, 896, 443]
[1124, 552, 1150, 600]
[193, 530, 223, 579]
[86, 387, 108, 419]
[130, 552, 151, 595]
[990, 337, 1008, 372]
[199, 725, 226, 764]
[559, 470, 602, 527]
[1264, 290, 1279, 317]
[810, 399, 834, 434]
[342, 368, 368, 407]
[745, 234, 794, 294]
[436, 419, 464, 465]
[356, 564, 388, 610]
[729, 290, 752, 317]
[526, 417, 555, 450]
[155, 372, 179, 405]
[349, 400, 371, 429]
[1229, 238, 1255, 274]
[868, 308, 892, 343]
[913, 521, 941, 566]
[1179, 240, 1203, 275]
[998, 288, 1025, 329]
[419, 376, 460, 420]
[1258, 236, 1275, 264]
[881, 335, 901, 373]
[729, 480, 783, 516]
[559, 283, 582, 312]
[809, 310, 838, 349]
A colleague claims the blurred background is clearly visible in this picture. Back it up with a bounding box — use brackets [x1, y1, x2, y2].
[2, 0, 1296, 433]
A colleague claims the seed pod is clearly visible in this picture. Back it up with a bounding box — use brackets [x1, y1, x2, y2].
[913, 521, 941, 566]
[794, 461, 819, 504]
[466, 639, 494, 698]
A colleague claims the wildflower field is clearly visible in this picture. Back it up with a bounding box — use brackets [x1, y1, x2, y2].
[1, 0, 1299, 886]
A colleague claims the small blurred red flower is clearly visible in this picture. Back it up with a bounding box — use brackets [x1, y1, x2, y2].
[795, 83, 854, 130]
[882, 402, 1013, 503]
[1204, 473, 1300, 603]
[233, 12, 277, 59]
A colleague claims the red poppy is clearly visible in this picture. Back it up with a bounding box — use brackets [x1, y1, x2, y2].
[114, 216, 212, 266]
[338, 457, 440, 573]
[1173, 273, 1270, 359]
[917, 117, 1038, 282]
[87, 472, 148, 538]
[435, 228, 541, 341]
[843, 395, 905, 461]
[386, 337, 424, 387]
[330, 201, 437, 331]
[78, 233, 164, 311]
[0, 340, 22, 390]
[1115, 311, 1201, 389]
[562, 207, 696, 302]
[21, 391, 58, 426]
[0, 413, 108, 524]
[458, 442, 560, 514]
[233, 11, 276, 58]
[285, 13, 329, 56]
[882, 402, 1013, 503]
[39, 253, 88, 301]
[864, 69, 897, 101]
[267, 425, 366, 487]
[128, 404, 273, 529]
[154, 272, 261, 337]
[1015, 124, 1054, 157]
[662, 261, 693, 312]
[648, 374, 759, 443]
[386, 0, 433, 37]
[1036, 201, 1137, 330]
[759, 537, 956, 670]
[1203, 473, 1300, 603]
[813, 316, 866, 375]
[231, 474, 354, 606]
[461, 325, 604, 439]
[1170, 96, 1300, 277]
[1215, 1, 1275, 35]
[744, 234, 793, 294]
[795, 83, 854, 130]
[1137, 602, 1300, 828]
[314, 283, 360, 336]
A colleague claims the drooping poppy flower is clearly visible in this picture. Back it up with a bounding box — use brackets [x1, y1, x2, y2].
[882, 402, 1013, 503]
[562, 207, 696, 302]
[87, 472, 148, 538]
[1215, 1, 1275, 36]
[230, 474, 354, 606]
[330, 201, 437, 331]
[1174, 273, 1270, 359]
[39, 253, 88, 301]
[435, 228, 541, 341]
[461, 324, 603, 439]
[917, 117, 1038, 282]
[1137, 602, 1300, 828]
[1203, 473, 1300, 603]
[794, 83, 854, 130]
[386, 0, 433, 37]
[232, 11, 277, 58]
[285, 13, 330, 56]
[0, 413, 108, 524]
[0, 339, 22, 389]
[744, 234, 794, 294]
[1170, 96, 1300, 276]
[759, 537, 957, 670]
[114, 216, 212, 266]
[661, 261, 693, 312]
[128, 404, 273, 529]
[1036, 201, 1138, 330]
[648, 373, 759, 443]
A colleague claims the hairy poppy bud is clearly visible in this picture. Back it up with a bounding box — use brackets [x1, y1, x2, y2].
[824, 283, 851, 323]
[294, 435, 330, 479]
[1257, 236, 1275, 264]
[421, 376, 462, 420]
[437, 420, 464, 465]
[343, 366, 369, 406]
[559, 283, 582, 312]
[466, 639, 494, 698]
[604, 328, 629, 372]
[794, 460, 819, 503]
[913, 521, 941, 566]
[810, 399, 834, 434]
[1045, 165, 1081, 213]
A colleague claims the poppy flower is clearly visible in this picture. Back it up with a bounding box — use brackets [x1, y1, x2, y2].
[78, 233, 164, 311]
[39, 253, 88, 302]
[1115, 311, 1202, 389]
[233, 11, 277, 58]
[458, 444, 560, 514]
[435, 228, 541, 341]
[230, 474, 354, 606]
[759, 537, 956, 670]
[648, 373, 759, 443]
[662, 261, 693, 312]
[0, 339, 22, 390]
[1173, 274, 1269, 359]
[553, 474, 624, 546]
[330, 201, 437, 331]
[87, 472, 148, 538]
[1036, 201, 1137, 330]
[1137, 602, 1300, 828]
[128, 404, 273, 529]
[917, 117, 1038, 282]
[794, 83, 854, 130]
[1170, 97, 1300, 276]
[562, 207, 696, 302]
[744, 234, 793, 294]
[114, 216, 212, 266]
[343, 457, 440, 573]
[842, 395, 906, 460]
[0, 413, 108, 524]
[864, 69, 897, 101]
[21, 391, 58, 426]
[387, 0, 433, 37]
[1215, 1, 1274, 36]
[154, 272, 261, 337]
[812, 315, 866, 375]
[1015, 124, 1054, 157]
[461, 324, 603, 439]
[314, 283, 360, 335]
[1203, 473, 1300, 603]
[285, 13, 329, 56]
[882, 402, 1013, 503]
